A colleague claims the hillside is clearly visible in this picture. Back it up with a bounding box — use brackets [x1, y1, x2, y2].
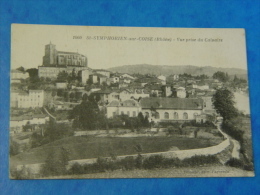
[107, 64, 248, 78]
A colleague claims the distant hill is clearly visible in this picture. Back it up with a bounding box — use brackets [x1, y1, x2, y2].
[107, 64, 248, 78]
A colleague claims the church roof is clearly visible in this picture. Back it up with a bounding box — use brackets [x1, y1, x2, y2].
[140, 97, 203, 110]
[57, 51, 86, 57]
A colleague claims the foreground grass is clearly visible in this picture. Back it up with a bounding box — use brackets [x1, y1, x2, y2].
[10, 135, 220, 167]
[43, 165, 254, 179]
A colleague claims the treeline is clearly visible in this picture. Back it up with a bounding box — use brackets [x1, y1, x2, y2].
[11, 154, 220, 179]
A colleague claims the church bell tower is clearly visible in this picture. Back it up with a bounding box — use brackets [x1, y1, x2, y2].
[43, 42, 57, 66]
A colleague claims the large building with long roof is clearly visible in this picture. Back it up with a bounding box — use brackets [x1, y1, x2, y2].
[106, 97, 207, 123]
[140, 97, 204, 122]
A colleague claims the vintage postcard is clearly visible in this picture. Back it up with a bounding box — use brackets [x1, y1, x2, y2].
[10, 24, 254, 179]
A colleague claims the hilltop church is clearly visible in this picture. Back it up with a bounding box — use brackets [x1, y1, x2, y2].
[38, 42, 92, 82]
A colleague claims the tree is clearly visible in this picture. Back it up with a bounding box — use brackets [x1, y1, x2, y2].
[143, 115, 150, 127]
[138, 112, 145, 126]
[233, 75, 239, 83]
[16, 66, 25, 72]
[82, 93, 89, 102]
[221, 118, 244, 142]
[213, 71, 229, 82]
[10, 138, 20, 156]
[57, 89, 64, 97]
[195, 74, 209, 80]
[71, 69, 77, 80]
[26, 68, 38, 78]
[41, 147, 69, 176]
[213, 89, 238, 121]
[69, 96, 106, 130]
[57, 71, 69, 82]
[51, 90, 57, 98]
[69, 92, 75, 100]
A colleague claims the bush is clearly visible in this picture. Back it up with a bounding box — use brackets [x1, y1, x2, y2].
[221, 120, 244, 143]
[243, 163, 254, 171]
[9, 139, 20, 156]
[143, 155, 164, 169]
[135, 154, 143, 169]
[96, 157, 108, 172]
[119, 156, 136, 170]
[69, 162, 84, 175]
[161, 158, 182, 168]
[40, 147, 69, 177]
[225, 158, 245, 169]
[182, 155, 219, 166]
[159, 122, 180, 128]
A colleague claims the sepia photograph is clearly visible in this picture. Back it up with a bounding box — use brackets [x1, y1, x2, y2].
[9, 24, 254, 179]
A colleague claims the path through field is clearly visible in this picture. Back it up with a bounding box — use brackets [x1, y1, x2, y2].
[231, 139, 240, 159]
[216, 122, 240, 160]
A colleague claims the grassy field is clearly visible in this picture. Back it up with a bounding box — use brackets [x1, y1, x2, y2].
[10, 135, 220, 167]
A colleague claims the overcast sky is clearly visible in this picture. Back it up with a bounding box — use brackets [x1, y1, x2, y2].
[11, 24, 248, 71]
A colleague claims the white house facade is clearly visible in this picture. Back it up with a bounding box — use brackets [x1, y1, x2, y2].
[17, 90, 44, 108]
[106, 99, 142, 118]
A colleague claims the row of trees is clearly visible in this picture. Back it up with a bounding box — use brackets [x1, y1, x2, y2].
[56, 69, 81, 83]
[213, 71, 230, 82]
[212, 89, 251, 166]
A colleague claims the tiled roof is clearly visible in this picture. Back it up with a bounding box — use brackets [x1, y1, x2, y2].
[10, 116, 24, 121]
[58, 51, 85, 57]
[140, 97, 203, 110]
[145, 84, 162, 90]
[107, 100, 120, 107]
[94, 69, 111, 72]
[10, 114, 48, 121]
[136, 77, 161, 83]
[90, 73, 107, 78]
[92, 89, 112, 94]
[107, 99, 140, 107]
[122, 100, 140, 107]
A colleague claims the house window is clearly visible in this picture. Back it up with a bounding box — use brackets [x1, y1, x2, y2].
[155, 112, 160, 119]
[174, 112, 178, 119]
[164, 112, 169, 119]
[127, 111, 130, 116]
[113, 112, 116, 117]
[133, 111, 136, 117]
[145, 112, 149, 118]
[121, 111, 124, 115]
[183, 112, 188, 120]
